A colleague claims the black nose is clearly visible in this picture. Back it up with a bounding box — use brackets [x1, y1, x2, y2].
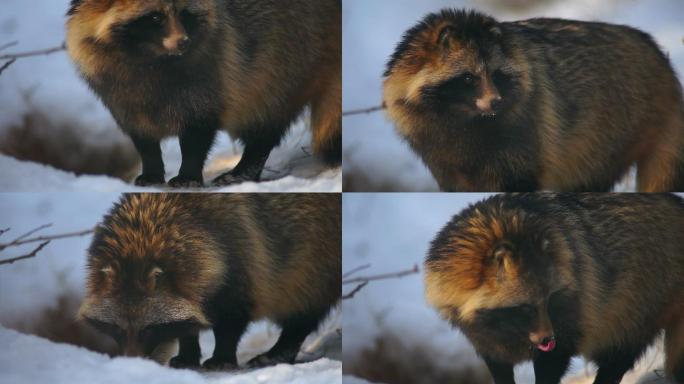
[177, 36, 191, 52]
[541, 336, 554, 345]
[490, 96, 502, 111]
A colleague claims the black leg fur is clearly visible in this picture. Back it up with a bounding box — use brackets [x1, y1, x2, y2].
[168, 123, 217, 188]
[202, 316, 250, 371]
[592, 345, 645, 384]
[170, 333, 201, 368]
[483, 356, 516, 384]
[212, 140, 277, 186]
[247, 314, 324, 368]
[533, 350, 572, 384]
[129, 132, 165, 186]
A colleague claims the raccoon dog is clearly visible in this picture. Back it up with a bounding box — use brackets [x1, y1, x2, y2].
[66, 0, 341, 187]
[425, 193, 684, 383]
[384, 10, 684, 192]
[78, 194, 341, 370]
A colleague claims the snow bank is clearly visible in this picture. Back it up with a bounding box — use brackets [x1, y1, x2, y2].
[0, 152, 341, 192]
[0, 326, 342, 384]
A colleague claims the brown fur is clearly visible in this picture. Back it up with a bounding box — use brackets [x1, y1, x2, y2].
[384, 10, 684, 192]
[79, 193, 341, 368]
[426, 193, 684, 383]
[66, 0, 341, 186]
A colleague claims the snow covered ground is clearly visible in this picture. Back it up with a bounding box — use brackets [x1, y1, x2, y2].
[0, 0, 340, 192]
[342, 0, 684, 192]
[341, 194, 671, 384]
[0, 193, 342, 383]
[0, 326, 342, 384]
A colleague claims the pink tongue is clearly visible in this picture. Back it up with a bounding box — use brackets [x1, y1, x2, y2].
[537, 339, 556, 352]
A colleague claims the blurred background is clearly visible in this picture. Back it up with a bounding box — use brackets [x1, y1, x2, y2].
[341, 193, 668, 384]
[342, 0, 684, 192]
[0, 193, 120, 355]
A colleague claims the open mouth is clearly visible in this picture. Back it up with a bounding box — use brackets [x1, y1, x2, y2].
[536, 337, 556, 352]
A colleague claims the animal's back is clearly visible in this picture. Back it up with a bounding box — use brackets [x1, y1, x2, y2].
[505, 19, 684, 190]
[220, 0, 341, 135]
[553, 194, 684, 356]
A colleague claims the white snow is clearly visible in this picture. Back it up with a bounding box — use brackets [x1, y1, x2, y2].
[0, 326, 342, 384]
[0, 193, 341, 383]
[342, 194, 670, 384]
[342, 0, 684, 191]
[0, 0, 341, 192]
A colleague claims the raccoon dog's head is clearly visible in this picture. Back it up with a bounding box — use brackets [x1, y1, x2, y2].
[78, 194, 225, 358]
[425, 195, 575, 357]
[67, 0, 218, 60]
[384, 10, 526, 124]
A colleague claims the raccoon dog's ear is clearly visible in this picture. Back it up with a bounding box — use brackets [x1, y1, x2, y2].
[437, 25, 456, 48]
[493, 243, 513, 263]
[148, 266, 164, 290]
[493, 243, 515, 279]
[489, 25, 502, 39]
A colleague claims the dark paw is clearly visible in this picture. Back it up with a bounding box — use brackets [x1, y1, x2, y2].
[212, 171, 256, 186]
[246, 352, 295, 368]
[169, 355, 200, 369]
[202, 357, 239, 371]
[134, 174, 165, 186]
[168, 176, 204, 188]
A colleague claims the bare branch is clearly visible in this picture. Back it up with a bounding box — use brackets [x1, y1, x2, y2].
[342, 281, 368, 300]
[0, 225, 95, 252]
[0, 59, 16, 76]
[343, 264, 420, 285]
[343, 263, 371, 278]
[341, 264, 420, 300]
[0, 240, 50, 265]
[13, 223, 53, 243]
[0, 41, 18, 52]
[342, 103, 386, 117]
[0, 42, 66, 61]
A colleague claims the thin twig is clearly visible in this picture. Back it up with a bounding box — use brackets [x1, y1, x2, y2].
[0, 228, 9, 237]
[0, 59, 16, 76]
[0, 42, 66, 61]
[343, 264, 420, 285]
[342, 281, 369, 300]
[13, 223, 52, 243]
[0, 226, 94, 251]
[0, 240, 50, 265]
[342, 263, 371, 278]
[0, 41, 18, 52]
[342, 103, 386, 117]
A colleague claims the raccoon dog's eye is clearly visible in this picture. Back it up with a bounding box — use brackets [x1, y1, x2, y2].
[462, 73, 475, 85]
[144, 12, 165, 25]
[86, 318, 124, 340]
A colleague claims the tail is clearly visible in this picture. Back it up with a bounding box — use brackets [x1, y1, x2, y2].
[313, 120, 341, 166]
[311, 56, 342, 166]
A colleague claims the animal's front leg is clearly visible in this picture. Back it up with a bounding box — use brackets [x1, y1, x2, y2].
[169, 333, 201, 369]
[202, 316, 249, 371]
[129, 131, 165, 186]
[533, 349, 571, 384]
[169, 123, 217, 188]
[213, 125, 282, 186]
[483, 355, 516, 384]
